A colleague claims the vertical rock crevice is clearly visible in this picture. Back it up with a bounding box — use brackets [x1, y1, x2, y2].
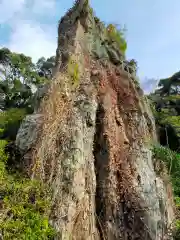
[93, 102, 109, 239]
[15, 1, 175, 239]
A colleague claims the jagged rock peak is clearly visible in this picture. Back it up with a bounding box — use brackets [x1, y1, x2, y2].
[56, 0, 137, 76]
[59, 0, 90, 25]
[68, 0, 89, 14]
[15, 0, 175, 239]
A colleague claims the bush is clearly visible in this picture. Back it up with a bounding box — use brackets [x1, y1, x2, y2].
[174, 219, 180, 239]
[106, 24, 127, 55]
[153, 145, 180, 193]
[67, 57, 80, 89]
[0, 108, 26, 140]
[153, 145, 180, 238]
[0, 140, 56, 239]
[0, 140, 8, 181]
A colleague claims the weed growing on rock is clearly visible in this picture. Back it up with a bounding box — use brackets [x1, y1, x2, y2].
[89, 7, 94, 16]
[106, 24, 127, 55]
[94, 16, 100, 24]
[68, 57, 80, 89]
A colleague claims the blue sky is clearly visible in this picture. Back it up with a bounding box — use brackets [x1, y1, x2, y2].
[0, 0, 180, 92]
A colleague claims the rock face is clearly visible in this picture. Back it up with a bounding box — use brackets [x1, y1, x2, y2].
[16, 114, 43, 154]
[16, 0, 174, 239]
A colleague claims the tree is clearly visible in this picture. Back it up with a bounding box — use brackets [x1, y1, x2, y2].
[0, 47, 53, 140]
[0, 48, 50, 112]
[157, 71, 180, 96]
[0, 48, 44, 85]
[150, 71, 180, 239]
[36, 56, 55, 79]
[150, 70, 180, 152]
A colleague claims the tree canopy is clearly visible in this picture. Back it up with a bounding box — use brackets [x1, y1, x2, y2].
[150, 70, 180, 238]
[0, 47, 55, 140]
[0, 47, 55, 112]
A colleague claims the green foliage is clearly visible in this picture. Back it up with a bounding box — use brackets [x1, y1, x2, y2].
[150, 65, 180, 239]
[175, 220, 180, 239]
[128, 59, 137, 72]
[0, 47, 54, 113]
[151, 89, 180, 150]
[0, 78, 33, 111]
[68, 57, 80, 88]
[163, 95, 180, 101]
[158, 78, 171, 95]
[0, 108, 26, 140]
[94, 16, 100, 24]
[0, 140, 8, 180]
[153, 145, 180, 181]
[148, 96, 157, 115]
[163, 116, 180, 136]
[153, 145, 180, 237]
[0, 47, 48, 85]
[157, 71, 180, 96]
[153, 106, 180, 140]
[106, 24, 127, 55]
[0, 48, 57, 239]
[36, 56, 55, 79]
[152, 71, 180, 142]
[89, 7, 94, 15]
[154, 108, 171, 123]
[0, 141, 56, 239]
[1, 48, 36, 84]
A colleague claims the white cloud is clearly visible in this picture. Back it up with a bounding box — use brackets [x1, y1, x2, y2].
[0, 0, 26, 23]
[140, 77, 159, 94]
[8, 20, 57, 63]
[0, 0, 58, 63]
[32, 0, 56, 14]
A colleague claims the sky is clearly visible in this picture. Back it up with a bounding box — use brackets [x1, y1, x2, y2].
[0, 0, 180, 93]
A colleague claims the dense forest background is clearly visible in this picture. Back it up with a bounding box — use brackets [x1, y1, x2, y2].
[149, 70, 180, 239]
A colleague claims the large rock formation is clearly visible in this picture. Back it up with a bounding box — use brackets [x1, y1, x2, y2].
[16, 0, 174, 239]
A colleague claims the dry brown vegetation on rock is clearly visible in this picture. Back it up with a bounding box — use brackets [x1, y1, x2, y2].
[31, 74, 72, 182]
[10, 0, 175, 239]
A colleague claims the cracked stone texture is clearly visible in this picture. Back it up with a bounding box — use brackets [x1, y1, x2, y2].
[15, 0, 174, 239]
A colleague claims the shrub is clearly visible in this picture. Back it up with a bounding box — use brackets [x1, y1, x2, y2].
[153, 145, 180, 192]
[153, 145, 180, 238]
[174, 219, 180, 239]
[0, 108, 26, 140]
[106, 24, 127, 55]
[0, 140, 8, 181]
[67, 57, 80, 89]
[0, 140, 56, 239]
[89, 7, 94, 15]
[94, 16, 100, 24]
[153, 145, 180, 171]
